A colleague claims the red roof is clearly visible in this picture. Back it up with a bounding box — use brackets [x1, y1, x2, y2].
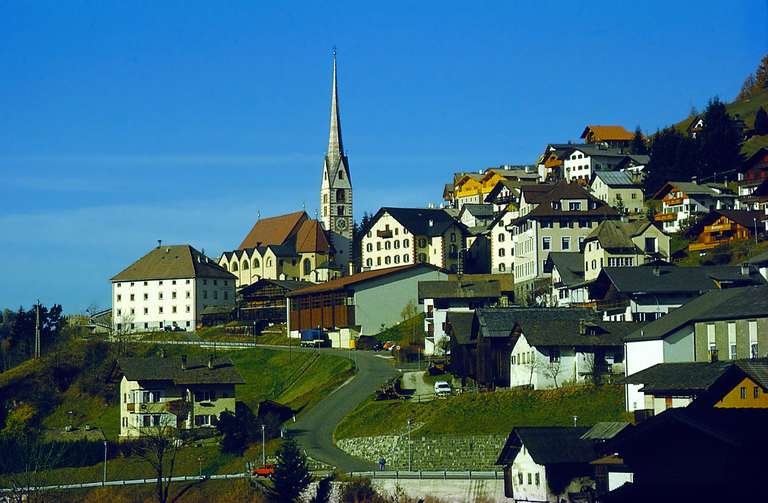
[238, 211, 307, 250]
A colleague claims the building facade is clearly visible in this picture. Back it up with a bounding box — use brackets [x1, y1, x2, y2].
[112, 245, 236, 333]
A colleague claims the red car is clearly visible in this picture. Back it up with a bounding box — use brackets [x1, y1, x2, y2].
[252, 464, 276, 478]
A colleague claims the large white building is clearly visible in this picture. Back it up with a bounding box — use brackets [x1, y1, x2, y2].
[111, 245, 236, 333]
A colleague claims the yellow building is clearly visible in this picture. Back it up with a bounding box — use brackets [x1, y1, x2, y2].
[118, 355, 244, 438]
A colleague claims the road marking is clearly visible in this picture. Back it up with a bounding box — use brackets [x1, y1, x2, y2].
[329, 375, 356, 396]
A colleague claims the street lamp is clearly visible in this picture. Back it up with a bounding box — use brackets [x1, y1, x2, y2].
[103, 440, 108, 485]
[261, 424, 266, 466]
[406, 418, 412, 471]
[198, 456, 203, 478]
[754, 217, 759, 245]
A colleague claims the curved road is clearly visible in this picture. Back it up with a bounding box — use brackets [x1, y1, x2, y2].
[286, 348, 399, 471]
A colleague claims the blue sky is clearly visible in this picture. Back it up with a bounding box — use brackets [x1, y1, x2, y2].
[1, 1, 766, 312]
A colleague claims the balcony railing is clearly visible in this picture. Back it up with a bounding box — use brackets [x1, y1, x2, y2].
[664, 196, 684, 206]
[376, 229, 393, 239]
[704, 223, 735, 233]
[654, 212, 676, 222]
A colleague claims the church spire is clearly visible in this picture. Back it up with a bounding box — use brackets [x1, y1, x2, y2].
[327, 48, 344, 159]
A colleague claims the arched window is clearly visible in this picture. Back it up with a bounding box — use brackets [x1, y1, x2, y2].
[366, 243, 373, 252]
[418, 239, 427, 248]
[499, 263, 506, 272]
[403, 239, 410, 248]
[418, 253, 427, 263]
[366, 258, 373, 267]
[394, 240, 400, 249]
[323, 194, 328, 204]
[403, 254, 410, 263]
[242, 260, 249, 270]
[385, 256, 391, 265]
[384, 241, 391, 250]
[303, 258, 311, 276]
[450, 244, 457, 254]
[266, 258, 273, 267]
[232, 262, 239, 271]
[223, 263, 229, 271]
[336, 189, 345, 202]
[253, 258, 260, 268]
[338, 170, 344, 180]
[498, 233, 505, 242]
[499, 248, 505, 257]
[394, 255, 400, 264]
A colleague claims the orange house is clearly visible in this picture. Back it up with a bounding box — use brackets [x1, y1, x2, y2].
[688, 210, 765, 252]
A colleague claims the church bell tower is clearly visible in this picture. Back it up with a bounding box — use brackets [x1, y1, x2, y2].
[320, 49, 353, 272]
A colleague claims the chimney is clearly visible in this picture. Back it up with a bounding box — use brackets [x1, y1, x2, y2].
[157, 239, 162, 248]
[208, 355, 214, 369]
[181, 355, 187, 370]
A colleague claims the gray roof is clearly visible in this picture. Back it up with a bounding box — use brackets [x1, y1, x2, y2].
[563, 144, 630, 159]
[418, 280, 501, 302]
[446, 311, 476, 345]
[371, 207, 465, 237]
[625, 285, 768, 342]
[119, 356, 245, 385]
[596, 265, 766, 295]
[744, 250, 768, 266]
[584, 220, 652, 252]
[113, 245, 236, 282]
[520, 319, 638, 348]
[460, 204, 495, 220]
[580, 422, 631, 441]
[592, 171, 640, 188]
[624, 359, 768, 393]
[476, 307, 596, 341]
[546, 252, 585, 286]
[497, 427, 595, 465]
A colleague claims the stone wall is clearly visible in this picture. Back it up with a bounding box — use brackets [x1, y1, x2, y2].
[337, 434, 507, 470]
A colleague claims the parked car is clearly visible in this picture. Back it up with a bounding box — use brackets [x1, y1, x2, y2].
[434, 381, 451, 397]
[252, 463, 275, 478]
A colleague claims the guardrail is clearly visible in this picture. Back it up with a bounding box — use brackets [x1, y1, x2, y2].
[0, 470, 502, 493]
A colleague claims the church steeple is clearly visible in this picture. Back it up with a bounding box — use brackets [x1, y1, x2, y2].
[327, 48, 344, 161]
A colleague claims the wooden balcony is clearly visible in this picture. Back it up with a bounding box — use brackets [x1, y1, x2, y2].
[664, 196, 684, 206]
[376, 229, 393, 239]
[688, 242, 721, 252]
[654, 212, 676, 222]
[704, 223, 735, 233]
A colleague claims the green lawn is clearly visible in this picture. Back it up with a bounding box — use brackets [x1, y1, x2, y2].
[335, 385, 628, 439]
[372, 313, 426, 345]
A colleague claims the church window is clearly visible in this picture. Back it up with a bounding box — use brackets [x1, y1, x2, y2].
[337, 206, 345, 216]
[242, 261, 248, 270]
[323, 207, 328, 217]
[366, 243, 373, 252]
[323, 194, 328, 204]
[418, 239, 427, 248]
[403, 254, 410, 263]
[253, 258, 260, 268]
[266, 258, 273, 267]
[303, 258, 311, 276]
[336, 189, 345, 202]
[338, 170, 344, 180]
[385, 256, 391, 265]
[232, 262, 239, 272]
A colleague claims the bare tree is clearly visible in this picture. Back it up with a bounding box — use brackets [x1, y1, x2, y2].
[111, 313, 134, 355]
[541, 354, 564, 389]
[132, 422, 202, 503]
[582, 352, 608, 386]
[5, 434, 63, 503]
[523, 351, 547, 387]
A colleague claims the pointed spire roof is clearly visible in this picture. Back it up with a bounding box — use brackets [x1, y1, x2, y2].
[327, 48, 344, 159]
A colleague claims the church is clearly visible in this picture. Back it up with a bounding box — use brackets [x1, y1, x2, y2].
[219, 51, 354, 288]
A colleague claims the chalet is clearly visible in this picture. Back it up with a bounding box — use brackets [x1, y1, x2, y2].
[561, 144, 633, 185]
[544, 252, 587, 307]
[457, 204, 495, 228]
[589, 171, 645, 214]
[536, 143, 578, 182]
[582, 220, 670, 282]
[651, 181, 736, 233]
[418, 279, 501, 356]
[496, 427, 597, 502]
[737, 177, 768, 211]
[623, 285, 768, 412]
[624, 359, 768, 415]
[484, 179, 522, 213]
[687, 209, 767, 252]
[580, 125, 634, 149]
[509, 314, 635, 390]
[118, 355, 245, 438]
[586, 264, 766, 322]
[602, 408, 768, 501]
[286, 264, 446, 346]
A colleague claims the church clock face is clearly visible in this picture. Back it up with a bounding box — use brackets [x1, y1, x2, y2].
[336, 217, 348, 231]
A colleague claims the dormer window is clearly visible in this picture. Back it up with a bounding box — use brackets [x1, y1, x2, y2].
[569, 202, 582, 211]
[338, 170, 344, 180]
[551, 201, 560, 210]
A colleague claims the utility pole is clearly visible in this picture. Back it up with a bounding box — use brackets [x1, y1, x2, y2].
[407, 418, 412, 471]
[261, 424, 266, 466]
[34, 300, 41, 359]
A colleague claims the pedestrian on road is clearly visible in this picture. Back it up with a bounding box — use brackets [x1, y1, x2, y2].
[378, 457, 386, 471]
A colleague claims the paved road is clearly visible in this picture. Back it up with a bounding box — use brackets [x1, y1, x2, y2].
[287, 349, 399, 471]
[136, 339, 401, 471]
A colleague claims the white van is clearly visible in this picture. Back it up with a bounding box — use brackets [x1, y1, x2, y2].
[434, 381, 451, 397]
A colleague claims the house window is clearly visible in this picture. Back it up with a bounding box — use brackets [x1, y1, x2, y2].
[541, 221, 552, 229]
[535, 473, 540, 486]
[498, 248, 506, 257]
[144, 293, 149, 300]
[728, 322, 737, 359]
[499, 263, 506, 272]
[366, 243, 373, 252]
[418, 253, 427, 263]
[394, 255, 400, 264]
[195, 391, 216, 402]
[159, 307, 163, 314]
[377, 242, 382, 251]
[549, 349, 560, 363]
[542, 237, 551, 250]
[561, 237, 571, 251]
[116, 294, 122, 302]
[186, 305, 191, 313]
[366, 258, 373, 267]
[644, 237, 657, 253]
[527, 473, 532, 485]
[385, 256, 391, 265]
[172, 291, 177, 299]
[172, 306, 177, 314]
[404, 254, 410, 263]
[741, 386, 747, 399]
[213, 291, 218, 300]
[144, 307, 148, 315]
[518, 473, 523, 485]
[749, 321, 758, 358]
[403, 239, 410, 247]
[498, 233, 505, 242]
[754, 386, 760, 399]
[377, 257, 382, 266]
[159, 292, 163, 300]
[569, 202, 581, 211]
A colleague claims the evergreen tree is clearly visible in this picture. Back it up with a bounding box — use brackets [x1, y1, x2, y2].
[754, 107, 768, 136]
[629, 127, 648, 155]
[699, 97, 743, 178]
[643, 128, 698, 195]
[738, 73, 757, 100]
[754, 54, 768, 90]
[267, 437, 312, 503]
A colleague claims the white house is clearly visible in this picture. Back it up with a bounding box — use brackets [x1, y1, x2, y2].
[561, 145, 635, 185]
[496, 427, 597, 502]
[589, 171, 645, 215]
[651, 181, 736, 233]
[544, 252, 588, 307]
[418, 279, 501, 355]
[111, 244, 236, 333]
[489, 210, 517, 274]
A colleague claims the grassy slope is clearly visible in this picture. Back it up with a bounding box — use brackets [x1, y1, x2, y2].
[335, 385, 627, 439]
[372, 313, 426, 345]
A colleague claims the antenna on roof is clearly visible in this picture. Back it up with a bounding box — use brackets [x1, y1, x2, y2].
[257, 210, 261, 221]
[157, 239, 162, 248]
[303, 201, 306, 212]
